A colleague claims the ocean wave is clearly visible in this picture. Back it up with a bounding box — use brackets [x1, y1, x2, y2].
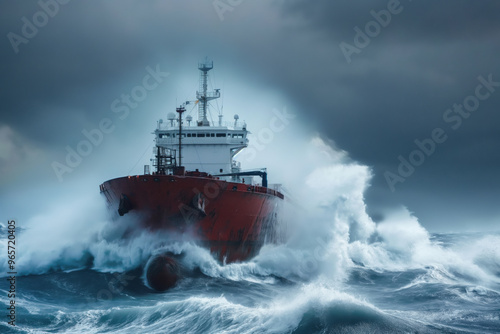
[2, 281, 433, 334]
[2, 137, 499, 294]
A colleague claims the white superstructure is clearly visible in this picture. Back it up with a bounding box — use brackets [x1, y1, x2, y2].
[152, 59, 249, 177]
[154, 119, 248, 175]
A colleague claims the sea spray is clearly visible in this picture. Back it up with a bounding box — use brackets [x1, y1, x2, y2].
[348, 207, 500, 288]
[5, 134, 499, 295]
[1, 135, 500, 333]
[1, 194, 108, 276]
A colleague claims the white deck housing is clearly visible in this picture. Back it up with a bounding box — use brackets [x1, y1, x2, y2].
[149, 59, 260, 185]
[154, 120, 248, 175]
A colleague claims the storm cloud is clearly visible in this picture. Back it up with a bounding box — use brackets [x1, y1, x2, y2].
[1, 0, 499, 231]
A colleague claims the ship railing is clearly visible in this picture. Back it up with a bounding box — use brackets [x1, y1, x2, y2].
[223, 181, 285, 199]
[157, 120, 247, 130]
[196, 91, 220, 99]
[251, 185, 285, 199]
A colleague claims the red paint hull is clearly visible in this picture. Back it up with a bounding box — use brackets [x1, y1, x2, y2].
[100, 174, 285, 263]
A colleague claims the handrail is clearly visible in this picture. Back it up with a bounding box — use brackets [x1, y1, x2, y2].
[157, 121, 246, 131]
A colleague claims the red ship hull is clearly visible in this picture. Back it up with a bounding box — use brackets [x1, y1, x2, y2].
[100, 173, 285, 263]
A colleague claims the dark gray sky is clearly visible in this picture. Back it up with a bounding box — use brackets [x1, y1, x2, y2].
[1, 0, 499, 232]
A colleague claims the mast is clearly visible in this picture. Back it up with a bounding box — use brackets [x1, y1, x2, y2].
[196, 58, 220, 126]
[176, 106, 185, 166]
[155, 145, 161, 174]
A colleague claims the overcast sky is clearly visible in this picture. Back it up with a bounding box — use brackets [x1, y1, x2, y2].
[1, 0, 499, 232]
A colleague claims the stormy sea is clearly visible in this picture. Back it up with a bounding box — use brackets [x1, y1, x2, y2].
[1, 138, 499, 334]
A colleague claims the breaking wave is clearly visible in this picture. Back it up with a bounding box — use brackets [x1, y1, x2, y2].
[1, 136, 499, 289]
[1, 135, 499, 333]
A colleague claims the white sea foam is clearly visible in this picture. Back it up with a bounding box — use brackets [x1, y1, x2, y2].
[3, 135, 500, 334]
[14, 282, 394, 334]
[2, 135, 499, 295]
[348, 207, 500, 288]
[0, 194, 108, 276]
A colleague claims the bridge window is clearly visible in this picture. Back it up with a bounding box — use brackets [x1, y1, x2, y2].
[197, 133, 205, 137]
[216, 133, 226, 137]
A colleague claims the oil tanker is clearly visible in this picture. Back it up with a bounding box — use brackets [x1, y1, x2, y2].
[99, 60, 285, 291]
